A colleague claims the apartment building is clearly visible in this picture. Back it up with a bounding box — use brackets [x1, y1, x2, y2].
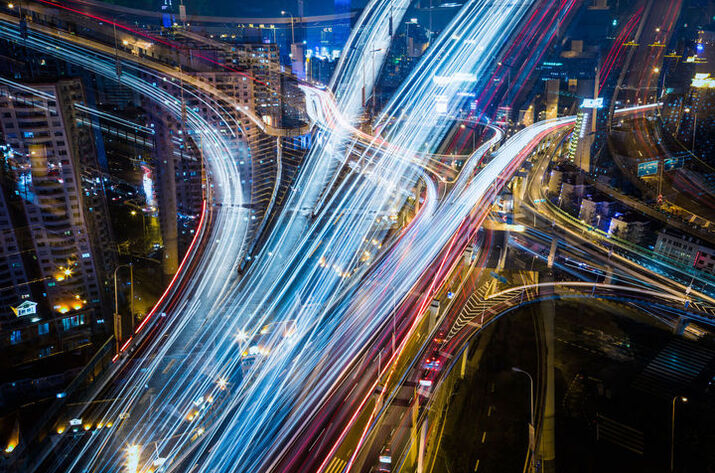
[0, 78, 114, 368]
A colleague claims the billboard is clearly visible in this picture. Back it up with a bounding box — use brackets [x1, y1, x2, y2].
[581, 97, 604, 109]
[637, 160, 658, 177]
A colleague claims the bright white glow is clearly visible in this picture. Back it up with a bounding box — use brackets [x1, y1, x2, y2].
[125, 445, 140, 473]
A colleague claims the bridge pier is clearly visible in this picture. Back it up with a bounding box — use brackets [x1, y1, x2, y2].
[498, 232, 509, 270]
[604, 265, 613, 284]
[410, 391, 419, 466]
[673, 316, 690, 336]
[417, 419, 428, 473]
[113, 312, 123, 353]
[463, 244, 474, 266]
[460, 342, 469, 379]
[537, 274, 557, 473]
[428, 299, 440, 331]
[414, 180, 424, 214]
[547, 238, 557, 269]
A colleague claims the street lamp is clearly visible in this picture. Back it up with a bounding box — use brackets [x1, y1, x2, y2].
[281, 10, 295, 44]
[670, 395, 688, 472]
[129, 207, 147, 238]
[512, 367, 535, 472]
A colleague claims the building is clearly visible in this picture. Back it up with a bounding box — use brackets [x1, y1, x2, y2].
[578, 196, 611, 229]
[0, 78, 114, 373]
[655, 230, 715, 275]
[230, 43, 283, 126]
[545, 79, 560, 120]
[0, 170, 31, 315]
[607, 212, 648, 244]
[0, 78, 114, 315]
[559, 180, 587, 202]
[547, 169, 563, 195]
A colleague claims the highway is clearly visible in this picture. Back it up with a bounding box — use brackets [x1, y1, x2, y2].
[523, 113, 715, 305]
[2, 1, 540, 472]
[3, 2, 705, 473]
[309, 103, 693, 473]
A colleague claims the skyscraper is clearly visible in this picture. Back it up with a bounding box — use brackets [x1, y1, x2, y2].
[0, 78, 114, 321]
[0, 78, 115, 372]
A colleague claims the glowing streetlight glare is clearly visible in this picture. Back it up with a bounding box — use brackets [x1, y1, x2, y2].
[217, 377, 228, 390]
[125, 444, 140, 473]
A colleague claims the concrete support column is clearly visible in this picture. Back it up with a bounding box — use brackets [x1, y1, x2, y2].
[152, 110, 179, 281]
[113, 311, 123, 353]
[498, 231, 509, 270]
[463, 244, 474, 266]
[428, 299, 440, 330]
[538, 273, 556, 473]
[414, 180, 424, 215]
[604, 265, 613, 284]
[547, 238, 557, 269]
[410, 391, 419, 466]
[417, 419, 428, 473]
[673, 316, 689, 336]
[460, 342, 469, 379]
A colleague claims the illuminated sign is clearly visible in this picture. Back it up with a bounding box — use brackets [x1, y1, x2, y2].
[11, 300, 37, 317]
[69, 418, 82, 426]
[581, 98, 604, 109]
[664, 155, 685, 171]
[637, 160, 659, 177]
[141, 164, 155, 209]
[691, 73, 715, 89]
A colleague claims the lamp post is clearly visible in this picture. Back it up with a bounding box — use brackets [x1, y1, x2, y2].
[670, 395, 687, 472]
[512, 367, 535, 473]
[130, 209, 147, 238]
[281, 10, 295, 44]
[113, 263, 134, 352]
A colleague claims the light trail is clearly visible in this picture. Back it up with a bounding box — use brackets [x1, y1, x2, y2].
[1, 3, 675, 473]
[0, 0, 421, 470]
[0, 17, 255, 472]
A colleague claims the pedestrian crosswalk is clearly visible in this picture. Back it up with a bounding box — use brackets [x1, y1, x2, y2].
[446, 283, 495, 342]
[596, 414, 645, 455]
[446, 275, 539, 343]
[324, 456, 347, 473]
[632, 338, 715, 398]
